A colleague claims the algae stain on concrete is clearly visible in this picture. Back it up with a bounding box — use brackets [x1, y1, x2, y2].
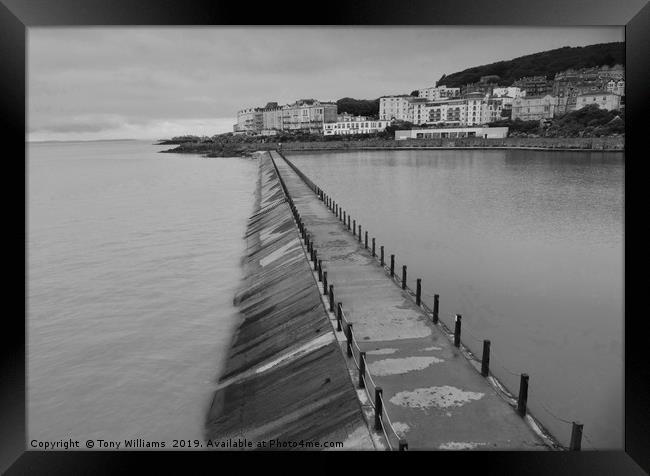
[368, 356, 444, 376]
[390, 386, 484, 409]
[392, 422, 410, 437]
[366, 348, 399, 355]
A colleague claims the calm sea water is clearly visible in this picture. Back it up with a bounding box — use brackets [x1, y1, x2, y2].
[27, 140, 256, 447]
[288, 149, 624, 449]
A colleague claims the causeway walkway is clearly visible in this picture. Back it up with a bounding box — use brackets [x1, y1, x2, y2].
[271, 150, 553, 450]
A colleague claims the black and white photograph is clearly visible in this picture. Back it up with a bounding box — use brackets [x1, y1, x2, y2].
[4, 0, 650, 471]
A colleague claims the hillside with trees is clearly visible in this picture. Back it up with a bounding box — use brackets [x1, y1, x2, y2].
[436, 42, 624, 88]
[336, 97, 380, 117]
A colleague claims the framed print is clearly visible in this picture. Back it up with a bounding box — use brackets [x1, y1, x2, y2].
[4, 0, 649, 473]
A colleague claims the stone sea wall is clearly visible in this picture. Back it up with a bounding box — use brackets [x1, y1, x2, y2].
[204, 152, 373, 449]
[165, 136, 624, 157]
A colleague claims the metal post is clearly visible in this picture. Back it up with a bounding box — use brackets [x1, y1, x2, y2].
[347, 215, 350, 230]
[353, 219, 356, 237]
[313, 249, 317, 264]
[433, 294, 439, 323]
[343, 211, 346, 225]
[380, 246, 384, 266]
[358, 225, 362, 243]
[481, 340, 491, 377]
[346, 323, 353, 357]
[329, 285, 334, 312]
[364, 231, 368, 249]
[402, 265, 407, 290]
[416, 279, 421, 305]
[318, 259, 323, 281]
[372, 238, 376, 257]
[336, 303, 342, 332]
[390, 255, 395, 277]
[374, 387, 383, 431]
[359, 351, 366, 388]
[517, 374, 529, 416]
[323, 271, 328, 295]
[570, 422, 583, 451]
[454, 314, 462, 347]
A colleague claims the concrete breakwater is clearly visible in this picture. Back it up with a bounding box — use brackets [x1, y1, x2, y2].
[271, 150, 564, 450]
[163, 136, 623, 157]
[204, 152, 374, 449]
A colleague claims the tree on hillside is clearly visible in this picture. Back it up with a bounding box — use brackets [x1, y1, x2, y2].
[437, 42, 624, 88]
[336, 97, 380, 117]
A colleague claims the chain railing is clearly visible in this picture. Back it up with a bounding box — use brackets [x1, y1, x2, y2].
[338, 306, 407, 451]
[268, 151, 406, 451]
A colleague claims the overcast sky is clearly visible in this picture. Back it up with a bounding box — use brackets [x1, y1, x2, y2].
[28, 27, 623, 141]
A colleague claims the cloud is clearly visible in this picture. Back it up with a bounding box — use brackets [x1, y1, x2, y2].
[28, 117, 236, 142]
[27, 27, 623, 141]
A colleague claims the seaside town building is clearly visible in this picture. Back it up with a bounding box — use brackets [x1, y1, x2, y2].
[235, 99, 336, 135]
[395, 126, 509, 140]
[417, 85, 461, 101]
[408, 98, 432, 125]
[492, 87, 525, 99]
[575, 92, 622, 111]
[512, 76, 553, 96]
[280, 99, 338, 133]
[511, 94, 559, 121]
[234, 107, 264, 133]
[323, 114, 390, 136]
[409, 94, 507, 128]
[379, 95, 414, 121]
[481, 97, 507, 124]
[552, 65, 625, 114]
[262, 102, 284, 131]
[465, 92, 486, 126]
[606, 79, 625, 96]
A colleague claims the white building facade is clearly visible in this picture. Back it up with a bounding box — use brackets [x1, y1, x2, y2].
[492, 87, 525, 99]
[417, 85, 461, 101]
[395, 126, 509, 140]
[576, 92, 621, 111]
[235, 107, 264, 133]
[606, 80, 625, 96]
[511, 95, 559, 121]
[379, 95, 414, 121]
[323, 116, 390, 136]
[425, 99, 467, 126]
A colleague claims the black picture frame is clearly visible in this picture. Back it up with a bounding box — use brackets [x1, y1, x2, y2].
[3, 0, 648, 473]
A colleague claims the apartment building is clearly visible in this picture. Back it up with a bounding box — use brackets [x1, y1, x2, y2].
[235, 107, 264, 133]
[379, 95, 414, 121]
[280, 99, 337, 133]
